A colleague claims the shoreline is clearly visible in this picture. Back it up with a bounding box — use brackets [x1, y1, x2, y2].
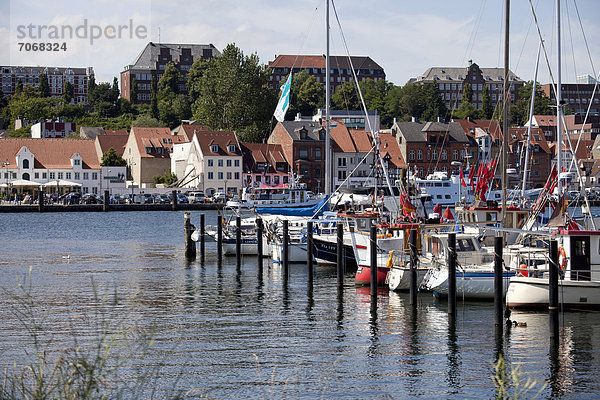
[0, 203, 223, 213]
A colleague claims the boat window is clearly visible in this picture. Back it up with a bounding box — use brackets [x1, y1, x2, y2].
[457, 239, 476, 252]
[486, 213, 496, 222]
[443, 182, 450, 187]
[575, 240, 587, 257]
[445, 195, 451, 199]
[434, 183, 442, 187]
[437, 195, 442, 199]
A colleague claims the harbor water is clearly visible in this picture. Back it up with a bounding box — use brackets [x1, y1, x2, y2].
[1, 210, 600, 398]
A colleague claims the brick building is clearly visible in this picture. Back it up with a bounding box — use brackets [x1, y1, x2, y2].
[267, 55, 385, 91]
[408, 61, 524, 111]
[541, 82, 600, 116]
[120, 42, 220, 104]
[1, 65, 94, 103]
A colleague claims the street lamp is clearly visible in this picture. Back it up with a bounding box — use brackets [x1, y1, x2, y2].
[1, 161, 9, 202]
[129, 161, 136, 203]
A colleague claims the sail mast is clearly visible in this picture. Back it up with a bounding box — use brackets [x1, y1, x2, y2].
[556, 0, 563, 196]
[521, 42, 541, 199]
[501, 0, 509, 228]
[324, 0, 331, 196]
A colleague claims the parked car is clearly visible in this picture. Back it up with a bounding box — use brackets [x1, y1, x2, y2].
[110, 194, 127, 204]
[59, 192, 81, 204]
[176, 193, 189, 204]
[82, 193, 102, 204]
[142, 193, 155, 204]
[154, 193, 170, 204]
[45, 193, 58, 203]
[188, 191, 206, 203]
[566, 190, 580, 201]
[212, 192, 226, 203]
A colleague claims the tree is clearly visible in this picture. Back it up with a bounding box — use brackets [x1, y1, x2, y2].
[150, 75, 159, 120]
[130, 77, 138, 104]
[111, 77, 120, 101]
[331, 81, 360, 110]
[8, 126, 31, 137]
[481, 85, 494, 119]
[63, 81, 74, 104]
[421, 82, 448, 122]
[190, 43, 277, 142]
[510, 81, 553, 126]
[132, 114, 165, 127]
[158, 62, 180, 96]
[39, 73, 50, 97]
[463, 83, 473, 103]
[100, 148, 127, 166]
[453, 83, 478, 120]
[287, 71, 323, 119]
[15, 78, 23, 96]
[153, 171, 178, 186]
[360, 78, 393, 126]
[187, 58, 208, 103]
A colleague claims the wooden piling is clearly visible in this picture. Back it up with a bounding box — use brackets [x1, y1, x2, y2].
[184, 212, 196, 259]
[171, 189, 178, 211]
[337, 222, 344, 289]
[447, 232, 456, 316]
[370, 223, 377, 302]
[307, 221, 314, 289]
[410, 229, 418, 306]
[103, 190, 110, 212]
[494, 235, 503, 329]
[257, 218, 263, 273]
[549, 239, 559, 340]
[236, 216, 242, 270]
[217, 211, 223, 266]
[282, 219, 289, 281]
[38, 190, 44, 212]
[200, 214, 205, 265]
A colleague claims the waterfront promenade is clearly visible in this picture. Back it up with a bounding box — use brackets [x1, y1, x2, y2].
[0, 201, 222, 212]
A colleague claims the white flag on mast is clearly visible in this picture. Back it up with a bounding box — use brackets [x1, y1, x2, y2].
[274, 74, 292, 122]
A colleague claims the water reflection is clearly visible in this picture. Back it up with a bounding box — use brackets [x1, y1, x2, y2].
[446, 316, 461, 391]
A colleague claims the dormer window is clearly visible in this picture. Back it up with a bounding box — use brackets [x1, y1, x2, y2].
[146, 147, 152, 154]
[300, 128, 308, 140]
[211, 144, 218, 153]
[228, 144, 236, 153]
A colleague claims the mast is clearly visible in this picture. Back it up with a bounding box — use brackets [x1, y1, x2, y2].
[324, 0, 331, 196]
[556, 0, 563, 196]
[521, 42, 541, 200]
[501, 0, 509, 228]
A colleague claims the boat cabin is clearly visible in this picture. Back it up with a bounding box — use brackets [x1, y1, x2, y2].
[423, 233, 493, 265]
[559, 230, 600, 281]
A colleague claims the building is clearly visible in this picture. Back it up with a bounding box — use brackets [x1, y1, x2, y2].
[1, 65, 94, 103]
[311, 109, 380, 133]
[507, 127, 553, 189]
[452, 119, 502, 166]
[95, 134, 129, 159]
[267, 120, 326, 192]
[390, 121, 471, 178]
[0, 138, 110, 195]
[31, 119, 76, 138]
[267, 55, 385, 91]
[120, 42, 220, 104]
[541, 83, 600, 116]
[408, 61, 524, 111]
[526, 114, 600, 142]
[240, 143, 290, 187]
[123, 126, 187, 187]
[330, 122, 375, 190]
[171, 130, 242, 196]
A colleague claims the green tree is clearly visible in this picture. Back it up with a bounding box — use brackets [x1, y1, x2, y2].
[38, 73, 50, 97]
[287, 71, 323, 119]
[63, 81, 74, 104]
[331, 81, 360, 110]
[186, 58, 208, 103]
[150, 75, 159, 120]
[510, 81, 553, 126]
[158, 62, 180, 96]
[130, 77, 138, 104]
[385, 84, 425, 122]
[481, 85, 494, 119]
[15, 78, 23, 96]
[360, 78, 393, 126]
[132, 114, 165, 127]
[111, 77, 120, 101]
[100, 148, 127, 166]
[190, 43, 277, 142]
[8, 95, 55, 122]
[421, 82, 448, 122]
[463, 83, 473, 103]
[453, 83, 478, 120]
[8, 126, 31, 137]
[153, 171, 178, 186]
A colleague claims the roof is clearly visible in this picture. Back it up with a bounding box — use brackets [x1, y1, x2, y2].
[394, 121, 427, 142]
[125, 42, 220, 70]
[96, 135, 129, 157]
[268, 55, 384, 71]
[105, 129, 128, 135]
[329, 121, 356, 153]
[422, 122, 470, 143]
[508, 127, 551, 154]
[178, 124, 214, 141]
[278, 120, 325, 141]
[349, 129, 373, 153]
[1, 65, 93, 76]
[379, 132, 406, 169]
[532, 115, 557, 127]
[240, 143, 288, 172]
[130, 126, 186, 159]
[194, 131, 240, 156]
[79, 126, 105, 139]
[414, 64, 520, 82]
[0, 138, 100, 169]
[452, 119, 502, 142]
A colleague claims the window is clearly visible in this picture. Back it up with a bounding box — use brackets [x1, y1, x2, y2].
[300, 165, 309, 177]
[315, 147, 322, 160]
[73, 159, 80, 166]
[409, 150, 415, 161]
[314, 166, 321, 178]
[432, 150, 438, 160]
[228, 145, 236, 153]
[218, 172, 223, 179]
[226, 172, 232, 179]
[299, 148, 308, 160]
[22, 159, 29, 169]
[34, 172, 39, 179]
[234, 159, 240, 167]
[211, 144, 218, 153]
[417, 150, 423, 160]
[234, 172, 239, 179]
[74, 172, 80, 180]
[83, 172, 88, 180]
[58, 172, 63, 179]
[92, 172, 98, 180]
[218, 159, 223, 167]
[226, 159, 232, 167]
[65, 172, 71, 179]
[338, 170, 346, 180]
[338, 157, 347, 167]
[453, 150, 459, 160]
[208, 159, 213, 167]
[441, 150, 447, 160]
[208, 172, 213, 179]
[274, 176, 280, 184]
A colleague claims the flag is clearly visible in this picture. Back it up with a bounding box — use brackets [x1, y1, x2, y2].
[460, 168, 467, 187]
[442, 206, 454, 221]
[274, 74, 292, 122]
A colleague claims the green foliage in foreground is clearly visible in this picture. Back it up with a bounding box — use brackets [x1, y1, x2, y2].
[492, 353, 545, 399]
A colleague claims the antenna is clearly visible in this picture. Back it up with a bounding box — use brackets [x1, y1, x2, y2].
[158, 27, 161, 43]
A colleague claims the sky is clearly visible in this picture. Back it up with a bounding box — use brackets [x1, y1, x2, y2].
[1, 0, 599, 87]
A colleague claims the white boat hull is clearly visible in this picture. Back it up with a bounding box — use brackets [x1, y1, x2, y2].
[387, 266, 429, 291]
[422, 266, 512, 300]
[507, 276, 600, 310]
[272, 242, 308, 264]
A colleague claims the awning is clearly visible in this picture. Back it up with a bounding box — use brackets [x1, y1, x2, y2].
[8, 179, 42, 187]
[42, 179, 82, 187]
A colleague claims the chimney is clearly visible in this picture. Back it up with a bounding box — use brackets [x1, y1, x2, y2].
[411, 116, 416, 123]
[393, 117, 398, 125]
[295, 113, 302, 121]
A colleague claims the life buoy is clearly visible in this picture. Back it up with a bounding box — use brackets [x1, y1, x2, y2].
[250, 194, 255, 200]
[558, 246, 567, 270]
[518, 263, 528, 277]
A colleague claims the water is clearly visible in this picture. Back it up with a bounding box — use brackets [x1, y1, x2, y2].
[1, 211, 600, 398]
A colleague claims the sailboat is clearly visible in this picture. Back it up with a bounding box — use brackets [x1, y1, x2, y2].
[505, 0, 600, 310]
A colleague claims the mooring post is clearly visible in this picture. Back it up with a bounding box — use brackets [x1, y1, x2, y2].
[410, 229, 418, 307]
[283, 219, 289, 282]
[370, 223, 377, 302]
[37, 189, 44, 212]
[447, 232, 457, 316]
[236, 215, 242, 270]
[217, 211, 223, 266]
[494, 235, 504, 330]
[103, 190, 110, 212]
[337, 222, 344, 289]
[171, 189, 177, 211]
[200, 213, 205, 265]
[549, 239, 559, 340]
[184, 211, 196, 259]
[307, 221, 314, 289]
[257, 218, 263, 274]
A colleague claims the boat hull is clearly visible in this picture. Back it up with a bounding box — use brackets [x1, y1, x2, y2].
[272, 242, 308, 264]
[422, 267, 513, 300]
[506, 276, 600, 310]
[312, 235, 357, 269]
[355, 265, 389, 286]
[386, 266, 429, 291]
